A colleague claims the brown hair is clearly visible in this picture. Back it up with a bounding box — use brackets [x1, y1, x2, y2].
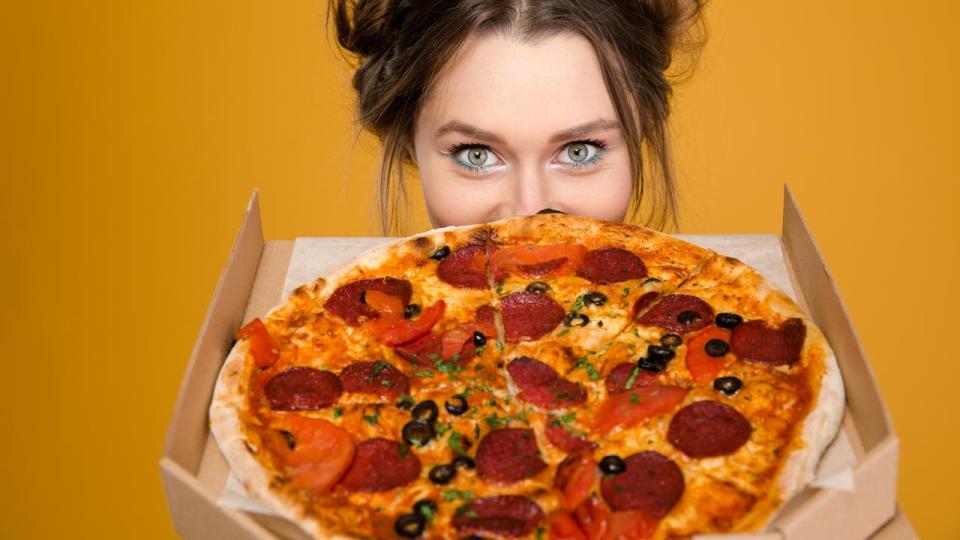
[328, 0, 706, 234]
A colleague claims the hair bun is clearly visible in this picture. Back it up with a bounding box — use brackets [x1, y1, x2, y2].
[637, 0, 705, 71]
[330, 0, 414, 58]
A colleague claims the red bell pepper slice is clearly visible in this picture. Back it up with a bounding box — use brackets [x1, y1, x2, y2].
[592, 386, 688, 436]
[236, 318, 279, 368]
[555, 453, 598, 511]
[490, 243, 587, 279]
[367, 301, 445, 346]
[685, 326, 732, 384]
[277, 415, 355, 494]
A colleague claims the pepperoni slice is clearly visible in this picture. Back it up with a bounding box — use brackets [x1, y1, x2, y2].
[476, 428, 548, 483]
[730, 318, 806, 365]
[507, 357, 586, 409]
[339, 361, 409, 400]
[600, 451, 684, 516]
[437, 245, 489, 289]
[323, 278, 412, 326]
[576, 248, 647, 284]
[338, 438, 421, 492]
[501, 291, 565, 343]
[668, 400, 752, 458]
[264, 367, 342, 410]
[545, 424, 597, 454]
[452, 495, 545, 537]
[637, 294, 714, 334]
[632, 291, 660, 320]
[605, 362, 657, 394]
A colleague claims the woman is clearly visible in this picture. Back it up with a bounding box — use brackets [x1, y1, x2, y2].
[329, 0, 705, 234]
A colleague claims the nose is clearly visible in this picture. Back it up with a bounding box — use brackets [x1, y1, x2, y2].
[511, 163, 557, 217]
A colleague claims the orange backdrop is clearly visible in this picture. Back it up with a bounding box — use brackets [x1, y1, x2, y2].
[1, 1, 957, 538]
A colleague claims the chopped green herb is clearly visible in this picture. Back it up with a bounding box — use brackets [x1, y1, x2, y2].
[537, 526, 546, 540]
[417, 503, 435, 523]
[436, 423, 451, 436]
[560, 411, 577, 423]
[435, 358, 464, 376]
[575, 357, 601, 381]
[622, 287, 630, 297]
[474, 346, 484, 356]
[363, 413, 379, 425]
[415, 370, 434, 377]
[380, 379, 393, 386]
[633, 328, 641, 337]
[449, 431, 469, 456]
[442, 489, 476, 502]
[630, 392, 639, 405]
[571, 295, 585, 312]
[624, 366, 640, 390]
[496, 279, 505, 294]
[557, 328, 570, 337]
[332, 407, 343, 419]
[371, 360, 389, 377]
[485, 414, 505, 429]
[495, 341, 504, 352]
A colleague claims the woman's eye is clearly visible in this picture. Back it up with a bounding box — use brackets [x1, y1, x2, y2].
[555, 141, 605, 168]
[451, 145, 503, 172]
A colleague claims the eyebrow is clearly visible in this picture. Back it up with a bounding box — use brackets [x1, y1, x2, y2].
[434, 119, 620, 145]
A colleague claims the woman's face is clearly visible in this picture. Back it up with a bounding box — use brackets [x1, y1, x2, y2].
[413, 31, 634, 227]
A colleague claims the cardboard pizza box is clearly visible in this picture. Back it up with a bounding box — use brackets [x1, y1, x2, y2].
[160, 187, 911, 540]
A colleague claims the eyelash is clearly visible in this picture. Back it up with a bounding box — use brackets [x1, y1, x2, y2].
[444, 139, 609, 174]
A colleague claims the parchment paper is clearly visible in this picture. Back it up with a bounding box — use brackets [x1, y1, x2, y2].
[218, 234, 855, 515]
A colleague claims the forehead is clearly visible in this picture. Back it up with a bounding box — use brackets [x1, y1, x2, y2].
[419, 31, 616, 141]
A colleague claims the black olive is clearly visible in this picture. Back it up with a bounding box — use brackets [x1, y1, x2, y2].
[411, 400, 439, 424]
[428, 464, 457, 485]
[660, 333, 683, 348]
[642, 277, 661, 286]
[537, 208, 566, 214]
[705, 339, 730, 357]
[430, 246, 451, 261]
[394, 512, 426, 538]
[414, 499, 438, 519]
[452, 455, 476, 469]
[714, 376, 743, 396]
[638, 357, 667, 373]
[445, 394, 469, 416]
[677, 310, 702, 325]
[598, 455, 626, 475]
[404, 304, 422, 319]
[584, 292, 607, 306]
[396, 395, 415, 410]
[525, 281, 551, 294]
[402, 420, 435, 447]
[472, 331, 486, 347]
[563, 311, 590, 327]
[647, 344, 676, 363]
[715, 312, 744, 329]
[278, 430, 296, 450]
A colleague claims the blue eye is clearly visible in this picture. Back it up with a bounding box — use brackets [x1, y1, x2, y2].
[445, 144, 504, 173]
[555, 139, 607, 169]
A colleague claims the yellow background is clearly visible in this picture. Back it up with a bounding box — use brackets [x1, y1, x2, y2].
[2, 1, 957, 538]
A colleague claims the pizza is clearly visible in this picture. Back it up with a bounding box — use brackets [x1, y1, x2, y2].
[209, 214, 845, 540]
